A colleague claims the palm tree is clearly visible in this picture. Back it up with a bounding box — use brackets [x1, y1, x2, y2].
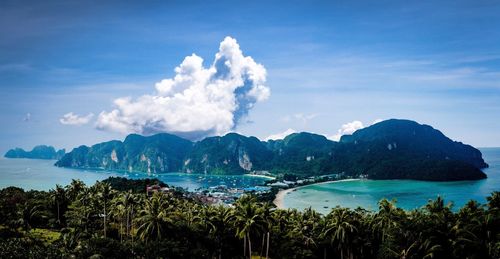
[286, 207, 321, 257]
[270, 208, 293, 257]
[324, 208, 358, 259]
[258, 202, 274, 259]
[65, 186, 93, 232]
[17, 201, 42, 232]
[453, 200, 498, 258]
[486, 192, 500, 210]
[372, 199, 401, 242]
[110, 196, 126, 242]
[135, 192, 171, 242]
[111, 190, 138, 240]
[66, 179, 85, 201]
[234, 195, 265, 258]
[423, 196, 454, 256]
[425, 195, 452, 214]
[204, 205, 235, 259]
[50, 184, 67, 225]
[60, 227, 82, 256]
[128, 192, 143, 243]
[179, 200, 201, 229]
[96, 182, 114, 237]
[388, 239, 418, 259]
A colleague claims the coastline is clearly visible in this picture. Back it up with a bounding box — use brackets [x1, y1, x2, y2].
[273, 178, 361, 209]
[246, 173, 276, 180]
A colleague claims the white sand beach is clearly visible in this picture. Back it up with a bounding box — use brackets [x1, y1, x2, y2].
[247, 174, 276, 180]
[273, 187, 297, 208]
[273, 178, 361, 209]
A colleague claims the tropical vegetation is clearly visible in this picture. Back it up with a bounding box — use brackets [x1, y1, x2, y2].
[54, 119, 488, 181]
[0, 178, 499, 258]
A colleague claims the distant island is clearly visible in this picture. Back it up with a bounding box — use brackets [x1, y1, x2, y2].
[4, 145, 65, 160]
[55, 119, 488, 181]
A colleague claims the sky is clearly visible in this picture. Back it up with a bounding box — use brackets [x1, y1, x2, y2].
[1, 0, 500, 154]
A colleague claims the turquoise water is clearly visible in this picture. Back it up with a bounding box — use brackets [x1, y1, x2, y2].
[283, 148, 500, 213]
[0, 158, 269, 191]
[2, 148, 499, 212]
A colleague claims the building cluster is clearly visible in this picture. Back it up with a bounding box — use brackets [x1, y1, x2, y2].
[146, 184, 170, 195]
[146, 172, 353, 206]
[187, 184, 271, 205]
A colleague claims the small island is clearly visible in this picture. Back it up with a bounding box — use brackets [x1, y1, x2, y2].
[4, 145, 65, 160]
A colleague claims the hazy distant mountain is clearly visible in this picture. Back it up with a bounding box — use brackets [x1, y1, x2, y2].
[55, 119, 488, 181]
[4, 145, 65, 160]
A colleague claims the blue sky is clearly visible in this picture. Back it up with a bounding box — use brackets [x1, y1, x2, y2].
[1, 0, 500, 154]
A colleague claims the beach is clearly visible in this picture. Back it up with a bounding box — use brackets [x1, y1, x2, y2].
[273, 186, 297, 208]
[247, 173, 276, 180]
[273, 178, 361, 209]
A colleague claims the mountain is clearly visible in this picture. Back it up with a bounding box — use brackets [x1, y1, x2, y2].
[55, 119, 488, 181]
[184, 133, 273, 174]
[55, 133, 193, 173]
[333, 119, 488, 180]
[266, 132, 337, 175]
[4, 145, 65, 160]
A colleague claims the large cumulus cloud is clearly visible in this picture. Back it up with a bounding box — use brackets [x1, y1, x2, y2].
[95, 37, 270, 140]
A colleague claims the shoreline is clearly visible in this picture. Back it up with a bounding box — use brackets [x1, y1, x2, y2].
[273, 178, 361, 209]
[246, 174, 276, 180]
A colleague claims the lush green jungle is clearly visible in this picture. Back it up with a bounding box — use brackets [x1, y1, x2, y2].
[0, 177, 499, 259]
[53, 119, 488, 181]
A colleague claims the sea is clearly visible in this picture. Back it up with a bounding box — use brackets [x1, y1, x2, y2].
[282, 148, 500, 212]
[1, 148, 499, 212]
[0, 158, 270, 191]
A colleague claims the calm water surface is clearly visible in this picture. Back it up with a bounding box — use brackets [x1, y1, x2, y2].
[0, 158, 269, 191]
[283, 148, 500, 212]
[2, 148, 499, 212]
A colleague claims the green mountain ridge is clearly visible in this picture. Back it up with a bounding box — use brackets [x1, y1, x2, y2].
[54, 119, 488, 181]
[55, 133, 192, 173]
[184, 133, 273, 174]
[4, 145, 65, 160]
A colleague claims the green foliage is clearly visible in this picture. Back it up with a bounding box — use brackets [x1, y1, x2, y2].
[0, 178, 499, 258]
[103, 176, 168, 193]
[184, 133, 273, 174]
[55, 133, 192, 173]
[29, 228, 61, 244]
[55, 119, 488, 181]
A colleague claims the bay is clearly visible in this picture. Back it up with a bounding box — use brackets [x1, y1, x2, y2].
[2, 148, 498, 212]
[283, 148, 500, 212]
[0, 158, 269, 191]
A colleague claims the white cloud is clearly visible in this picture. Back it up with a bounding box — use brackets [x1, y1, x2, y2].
[281, 113, 318, 124]
[60, 112, 94, 126]
[95, 36, 270, 140]
[264, 128, 297, 141]
[327, 120, 364, 141]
